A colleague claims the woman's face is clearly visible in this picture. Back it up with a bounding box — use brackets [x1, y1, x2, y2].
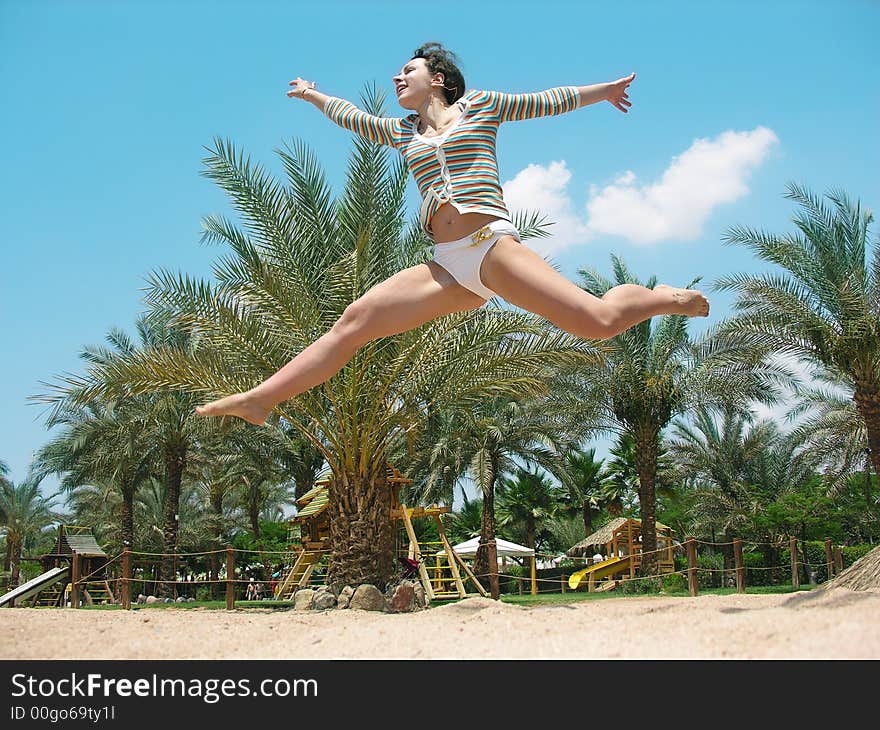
[392, 57, 443, 109]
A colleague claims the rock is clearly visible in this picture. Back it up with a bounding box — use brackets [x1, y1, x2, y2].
[136, 594, 146, 604]
[413, 583, 426, 608]
[187, 597, 195, 602]
[145, 595, 159, 604]
[293, 589, 315, 610]
[336, 586, 354, 609]
[389, 581, 416, 613]
[164, 597, 174, 603]
[349, 584, 387, 612]
[312, 588, 337, 611]
[175, 597, 186, 603]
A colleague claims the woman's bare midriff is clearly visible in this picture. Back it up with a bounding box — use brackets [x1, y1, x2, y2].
[431, 205, 502, 244]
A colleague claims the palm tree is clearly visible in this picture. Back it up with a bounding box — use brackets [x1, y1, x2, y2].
[716, 184, 880, 498]
[578, 256, 781, 574]
[669, 405, 766, 581]
[671, 407, 822, 581]
[0, 476, 58, 587]
[497, 466, 564, 558]
[31, 314, 217, 591]
[790, 376, 872, 501]
[456, 395, 577, 597]
[558, 446, 609, 535]
[1, 459, 11, 572]
[603, 434, 640, 517]
[32, 397, 159, 552]
[83, 88, 602, 589]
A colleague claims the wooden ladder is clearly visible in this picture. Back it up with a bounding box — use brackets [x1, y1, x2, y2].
[275, 546, 326, 600]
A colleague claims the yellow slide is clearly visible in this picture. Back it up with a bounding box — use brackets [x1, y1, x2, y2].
[568, 556, 632, 591]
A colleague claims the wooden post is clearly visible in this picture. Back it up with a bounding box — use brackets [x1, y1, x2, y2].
[450, 550, 488, 598]
[790, 536, 800, 589]
[518, 576, 523, 595]
[561, 575, 566, 594]
[399, 505, 434, 601]
[122, 550, 132, 610]
[70, 552, 80, 609]
[686, 537, 698, 597]
[833, 546, 844, 574]
[733, 538, 745, 593]
[530, 556, 537, 596]
[824, 538, 834, 580]
[225, 546, 235, 611]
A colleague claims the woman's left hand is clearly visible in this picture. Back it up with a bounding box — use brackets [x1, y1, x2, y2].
[607, 72, 635, 113]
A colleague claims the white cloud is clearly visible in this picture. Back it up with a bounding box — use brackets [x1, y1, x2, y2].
[502, 126, 779, 254]
[501, 160, 590, 255]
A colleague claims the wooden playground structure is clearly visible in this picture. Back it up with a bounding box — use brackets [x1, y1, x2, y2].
[565, 518, 677, 592]
[273, 463, 487, 603]
[0, 525, 112, 608]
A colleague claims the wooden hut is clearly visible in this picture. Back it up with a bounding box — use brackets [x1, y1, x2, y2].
[35, 525, 112, 606]
[566, 518, 676, 587]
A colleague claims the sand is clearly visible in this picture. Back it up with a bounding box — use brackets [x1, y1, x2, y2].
[2, 588, 878, 660]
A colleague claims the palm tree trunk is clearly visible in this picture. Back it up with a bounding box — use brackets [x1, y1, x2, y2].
[582, 499, 593, 535]
[854, 383, 880, 487]
[10, 537, 21, 588]
[249, 500, 261, 540]
[121, 489, 135, 556]
[327, 466, 395, 588]
[723, 528, 735, 588]
[475, 480, 500, 599]
[159, 451, 186, 597]
[210, 492, 224, 600]
[3, 539, 11, 572]
[635, 431, 659, 576]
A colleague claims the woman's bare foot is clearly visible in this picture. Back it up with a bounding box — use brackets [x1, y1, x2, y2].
[655, 284, 710, 317]
[194, 391, 273, 426]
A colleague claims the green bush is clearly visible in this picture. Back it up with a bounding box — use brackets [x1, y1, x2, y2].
[843, 543, 874, 566]
[661, 572, 687, 593]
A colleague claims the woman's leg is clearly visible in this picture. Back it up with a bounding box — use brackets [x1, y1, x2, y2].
[195, 262, 486, 424]
[479, 237, 709, 339]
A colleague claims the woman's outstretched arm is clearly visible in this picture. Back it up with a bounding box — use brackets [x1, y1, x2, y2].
[485, 72, 636, 122]
[287, 76, 403, 147]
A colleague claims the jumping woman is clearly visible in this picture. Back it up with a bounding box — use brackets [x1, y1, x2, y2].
[196, 42, 709, 425]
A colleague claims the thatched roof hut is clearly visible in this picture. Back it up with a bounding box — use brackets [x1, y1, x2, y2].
[566, 517, 674, 557]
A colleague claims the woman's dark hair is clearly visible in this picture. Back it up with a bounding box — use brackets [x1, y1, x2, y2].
[411, 42, 465, 104]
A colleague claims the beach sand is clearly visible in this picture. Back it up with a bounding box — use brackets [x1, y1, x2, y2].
[2, 588, 878, 659]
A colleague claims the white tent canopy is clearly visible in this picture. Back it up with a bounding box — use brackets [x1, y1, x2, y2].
[437, 537, 534, 558]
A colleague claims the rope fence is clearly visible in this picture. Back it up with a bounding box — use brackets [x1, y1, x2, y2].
[31, 531, 851, 611]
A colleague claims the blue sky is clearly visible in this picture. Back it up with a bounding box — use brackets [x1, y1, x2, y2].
[2, 0, 878, 500]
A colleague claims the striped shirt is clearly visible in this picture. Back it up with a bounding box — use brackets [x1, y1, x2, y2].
[323, 87, 581, 238]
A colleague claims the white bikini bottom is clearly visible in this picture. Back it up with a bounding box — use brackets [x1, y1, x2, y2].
[431, 220, 522, 301]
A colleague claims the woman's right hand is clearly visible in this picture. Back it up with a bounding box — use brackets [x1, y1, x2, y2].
[287, 77, 316, 99]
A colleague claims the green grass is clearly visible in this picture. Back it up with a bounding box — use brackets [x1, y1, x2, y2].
[499, 583, 815, 607]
